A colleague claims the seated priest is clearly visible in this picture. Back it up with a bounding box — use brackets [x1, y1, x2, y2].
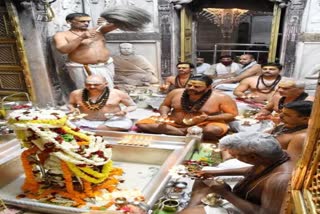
[159, 62, 194, 93]
[233, 62, 283, 103]
[136, 74, 238, 141]
[224, 100, 313, 164]
[211, 54, 261, 90]
[180, 132, 293, 214]
[68, 75, 137, 132]
[255, 78, 314, 120]
[270, 100, 313, 163]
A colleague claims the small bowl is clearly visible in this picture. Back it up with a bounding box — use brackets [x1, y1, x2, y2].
[174, 181, 188, 189]
[114, 197, 127, 206]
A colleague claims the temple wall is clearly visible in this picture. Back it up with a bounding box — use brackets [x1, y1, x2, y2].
[15, 2, 56, 106]
[14, 0, 171, 104]
[293, 0, 320, 94]
[13, 0, 319, 102]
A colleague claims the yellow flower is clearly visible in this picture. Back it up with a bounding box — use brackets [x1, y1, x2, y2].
[66, 161, 113, 184]
[62, 126, 90, 142]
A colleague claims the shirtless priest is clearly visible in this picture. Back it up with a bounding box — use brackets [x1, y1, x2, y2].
[233, 62, 282, 103]
[54, 13, 117, 89]
[159, 62, 195, 93]
[136, 75, 238, 140]
[68, 75, 137, 132]
[180, 132, 293, 214]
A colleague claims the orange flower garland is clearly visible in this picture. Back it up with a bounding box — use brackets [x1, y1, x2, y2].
[10, 109, 127, 210]
[83, 179, 94, 197]
[60, 161, 76, 194]
[21, 147, 39, 193]
[20, 149, 124, 207]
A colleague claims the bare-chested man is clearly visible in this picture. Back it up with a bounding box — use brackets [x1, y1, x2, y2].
[212, 54, 261, 88]
[223, 101, 312, 168]
[255, 79, 314, 120]
[233, 62, 282, 103]
[137, 75, 238, 140]
[270, 100, 312, 162]
[68, 75, 137, 132]
[180, 132, 293, 214]
[159, 62, 194, 93]
[54, 13, 118, 89]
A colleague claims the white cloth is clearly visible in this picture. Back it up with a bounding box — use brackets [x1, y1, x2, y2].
[65, 58, 115, 89]
[73, 117, 132, 130]
[202, 159, 252, 183]
[216, 62, 241, 75]
[215, 83, 239, 91]
[204, 63, 241, 76]
[204, 203, 241, 214]
[196, 63, 211, 74]
[235, 61, 257, 75]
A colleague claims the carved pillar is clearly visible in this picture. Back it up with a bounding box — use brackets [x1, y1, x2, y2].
[291, 0, 320, 95]
[158, 0, 172, 77]
[281, 0, 307, 76]
[16, 2, 56, 106]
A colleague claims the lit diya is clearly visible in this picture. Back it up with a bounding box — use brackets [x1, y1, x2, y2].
[149, 116, 175, 124]
[182, 118, 195, 126]
[182, 113, 207, 126]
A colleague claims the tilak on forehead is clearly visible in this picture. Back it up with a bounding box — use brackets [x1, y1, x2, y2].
[187, 80, 207, 87]
[75, 16, 92, 21]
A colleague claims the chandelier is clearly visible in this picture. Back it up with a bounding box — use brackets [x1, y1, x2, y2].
[201, 8, 249, 38]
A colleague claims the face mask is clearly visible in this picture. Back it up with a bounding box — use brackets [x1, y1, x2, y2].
[221, 61, 232, 66]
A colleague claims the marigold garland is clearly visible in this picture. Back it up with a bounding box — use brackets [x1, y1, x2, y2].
[90, 201, 114, 210]
[62, 126, 90, 142]
[8, 117, 67, 126]
[93, 177, 119, 192]
[10, 110, 127, 210]
[77, 141, 89, 146]
[66, 161, 113, 184]
[21, 147, 39, 193]
[60, 161, 76, 194]
[83, 179, 94, 197]
[79, 161, 113, 178]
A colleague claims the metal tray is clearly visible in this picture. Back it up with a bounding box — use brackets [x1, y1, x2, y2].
[0, 132, 197, 214]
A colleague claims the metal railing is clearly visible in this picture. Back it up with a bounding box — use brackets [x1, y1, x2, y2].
[197, 43, 269, 64]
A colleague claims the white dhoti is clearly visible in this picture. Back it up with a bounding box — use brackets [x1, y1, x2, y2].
[73, 116, 133, 130]
[65, 58, 115, 89]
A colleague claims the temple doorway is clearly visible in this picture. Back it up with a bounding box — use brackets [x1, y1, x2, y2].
[180, 0, 287, 65]
[0, 0, 34, 101]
